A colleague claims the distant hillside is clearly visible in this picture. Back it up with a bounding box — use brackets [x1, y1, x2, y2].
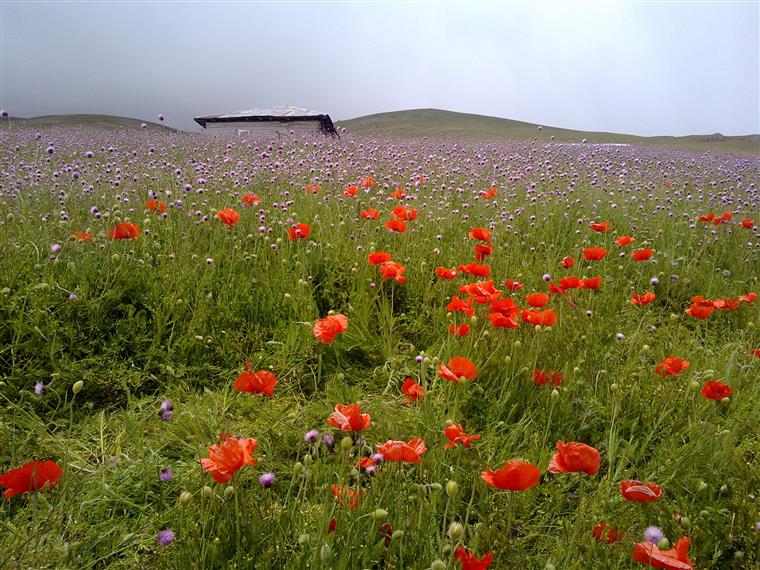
[0, 114, 174, 131]
[338, 109, 760, 154]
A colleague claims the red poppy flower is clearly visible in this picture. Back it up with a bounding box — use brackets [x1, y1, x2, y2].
[533, 369, 563, 386]
[380, 260, 407, 283]
[145, 199, 167, 213]
[331, 484, 365, 510]
[561, 256, 575, 269]
[504, 279, 523, 291]
[327, 403, 371, 432]
[468, 227, 491, 242]
[525, 292, 550, 308]
[632, 536, 693, 570]
[344, 185, 359, 197]
[482, 187, 497, 199]
[234, 370, 277, 397]
[753, 348, 760, 358]
[474, 243, 493, 262]
[362, 176, 377, 188]
[305, 184, 321, 194]
[593, 523, 623, 544]
[377, 438, 427, 463]
[436, 267, 458, 280]
[481, 460, 540, 491]
[459, 280, 500, 303]
[739, 292, 757, 303]
[699, 212, 715, 222]
[685, 300, 714, 319]
[391, 188, 406, 200]
[620, 480, 662, 502]
[581, 277, 603, 290]
[361, 208, 380, 220]
[368, 251, 392, 265]
[631, 248, 654, 262]
[655, 356, 689, 377]
[200, 436, 257, 484]
[488, 311, 519, 328]
[288, 223, 311, 240]
[358, 456, 377, 471]
[108, 222, 140, 240]
[385, 219, 407, 233]
[548, 441, 601, 475]
[216, 208, 240, 229]
[448, 295, 475, 317]
[741, 218, 755, 229]
[458, 263, 491, 278]
[489, 297, 519, 318]
[312, 314, 348, 344]
[443, 424, 481, 448]
[712, 298, 739, 310]
[454, 545, 494, 570]
[401, 378, 425, 404]
[391, 205, 417, 221]
[615, 235, 635, 247]
[521, 309, 558, 327]
[631, 292, 656, 305]
[449, 323, 471, 336]
[590, 221, 610, 232]
[438, 356, 478, 383]
[0, 460, 63, 499]
[328, 518, 337, 533]
[558, 276, 581, 290]
[72, 231, 93, 242]
[242, 193, 260, 206]
[701, 380, 732, 400]
[583, 247, 608, 261]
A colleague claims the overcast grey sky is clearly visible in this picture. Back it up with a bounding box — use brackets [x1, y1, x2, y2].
[1, 1, 758, 135]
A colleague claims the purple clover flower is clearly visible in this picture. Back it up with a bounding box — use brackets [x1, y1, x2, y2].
[156, 529, 175, 546]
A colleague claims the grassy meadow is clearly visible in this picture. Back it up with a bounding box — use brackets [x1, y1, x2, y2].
[0, 125, 759, 569]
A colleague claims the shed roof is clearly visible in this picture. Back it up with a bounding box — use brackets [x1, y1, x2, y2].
[194, 106, 338, 136]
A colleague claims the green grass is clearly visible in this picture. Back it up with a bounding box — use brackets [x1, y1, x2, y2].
[0, 114, 173, 131]
[0, 130, 759, 569]
[338, 109, 760, 154]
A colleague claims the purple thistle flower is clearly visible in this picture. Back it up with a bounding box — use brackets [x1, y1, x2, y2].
[650, 277, 660, 286]
[259, 472, 276, 488]
[156, 529, 175, 546]
[159, 409, 173, 421]
[372, 453, 384, 464]
[159, 467, 173, 482]
[51, 243, 62, 254]
[322, 433, 334, 447]
[160, 399, 173, 412]
[34, 382, 47, 395]
[304, 429, 319, 443]
[644, 526, 665, 544]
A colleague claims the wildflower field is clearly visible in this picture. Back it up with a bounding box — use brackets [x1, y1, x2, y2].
[0, 127, 758, 569]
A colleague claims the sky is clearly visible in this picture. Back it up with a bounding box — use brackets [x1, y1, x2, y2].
[0, 1, 758, 135]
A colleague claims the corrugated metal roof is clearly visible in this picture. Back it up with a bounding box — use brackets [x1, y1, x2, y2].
[196, 106, 324, 120]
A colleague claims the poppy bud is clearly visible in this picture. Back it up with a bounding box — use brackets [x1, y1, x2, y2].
[504, 356, 511, 363]
[697, 481, 708, 493]
[642, 344, 650, 351]
[550, 389, 560, 399]
[303, 454, 313, 466]
[429, 483, 442, 493]
[224, 486, 235, 497]
[573, 367, 581, 374]
[294, 461, 304, 474]
[470, 315, 477, 324]
[656, 538, 670, 550]
[431, 560, 446, 570]
[689, 381, 700, 391]
[319, 544, 332, 561]
[392, 530, 404, 540]
[448, 522, 464, 541]
[179, 491, 192, 505]
[350, 468, 360, 479]
[72, 380, 84, 394]
[372, 508, 388, 521]
[297, 533, 310, 545]
[681, 516, 691, 529]
[545, 564, 556, 570]
[720, 484, 729, 494]
[514, 340, 522, 348]
[202, 485, 214, 497]
[446, 480, 459, 497]
[720, 397, 730, 405]
[734, 551, 745, 560]
[610, 383, 619, 391]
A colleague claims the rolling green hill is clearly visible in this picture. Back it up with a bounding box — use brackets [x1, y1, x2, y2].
[338, 108, 760, 154]
[0, 114, 173, 131]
